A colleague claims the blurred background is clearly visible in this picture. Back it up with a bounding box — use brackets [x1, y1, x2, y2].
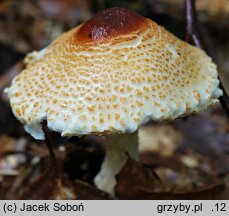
[0, 0, 228, 199]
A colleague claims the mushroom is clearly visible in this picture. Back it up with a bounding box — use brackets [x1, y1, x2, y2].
[5, 7, 222, 195]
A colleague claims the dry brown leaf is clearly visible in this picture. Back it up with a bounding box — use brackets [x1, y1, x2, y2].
[0, 136, 28, 172]
[17, 165, 112, 200]
[115, 158, 225, 200]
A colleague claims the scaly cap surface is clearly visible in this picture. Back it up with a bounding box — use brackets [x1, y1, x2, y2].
[5, 7, 222, 139]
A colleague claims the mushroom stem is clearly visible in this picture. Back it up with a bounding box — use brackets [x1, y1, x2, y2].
[94, 131, 139, 195]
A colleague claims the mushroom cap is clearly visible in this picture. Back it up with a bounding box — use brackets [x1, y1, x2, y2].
[5, 7, 222, 140]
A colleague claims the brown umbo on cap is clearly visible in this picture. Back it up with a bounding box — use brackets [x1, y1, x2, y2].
[75, 7, 146, 42]
[5, 7, 222, 140]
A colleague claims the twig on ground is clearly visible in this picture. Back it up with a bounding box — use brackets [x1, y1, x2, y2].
[185, 0, 229, 118]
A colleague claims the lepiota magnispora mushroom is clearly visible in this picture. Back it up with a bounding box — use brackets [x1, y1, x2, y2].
[5, 7, 222, 195]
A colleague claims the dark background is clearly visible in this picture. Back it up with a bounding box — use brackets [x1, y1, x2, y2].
[0, 0, 228, 199]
